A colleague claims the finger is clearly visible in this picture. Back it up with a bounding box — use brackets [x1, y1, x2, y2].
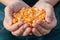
[38, 20, 57, 30]
[37, 19, 57, 30]
[32, 22, 39, 28]
[32, 28, 42, 36]
[11, 22, 24, 31]
[36, 20, 51, 29]
[11, 24, 29, 36]
[32, 20, 50, 29]
[4, 21, 24, 32]
[22, 27, 31, 36]
[11, 26, 24, 36]
[37, 26, 51, 35]
[5, 7, 13, 25]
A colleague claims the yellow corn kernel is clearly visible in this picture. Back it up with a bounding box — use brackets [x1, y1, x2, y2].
[12, 7, 46, 28]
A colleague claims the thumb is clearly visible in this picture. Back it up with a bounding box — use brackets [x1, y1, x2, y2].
[45, 7, 55, 23]
[5, 6, 13, 25]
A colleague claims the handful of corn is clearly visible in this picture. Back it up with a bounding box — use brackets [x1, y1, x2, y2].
[12, 7, 46, 25]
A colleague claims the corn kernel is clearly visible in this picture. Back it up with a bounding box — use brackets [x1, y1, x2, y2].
[12, 7, 46, 28]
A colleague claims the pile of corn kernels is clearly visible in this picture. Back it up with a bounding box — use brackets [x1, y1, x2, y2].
[12, 7, 46, 25]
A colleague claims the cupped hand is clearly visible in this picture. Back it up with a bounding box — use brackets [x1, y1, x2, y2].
[3, 0, 31, 36]
[32, 2, 57, 36]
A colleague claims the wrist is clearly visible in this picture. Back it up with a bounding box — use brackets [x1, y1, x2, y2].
[35, 0, 53, 7]
[40, 0, 59, 6]
[7, 0, 23, 6]
[8, 0, 26, 6]
[36, 0, 53, 6]
[0, 0, 23, 6]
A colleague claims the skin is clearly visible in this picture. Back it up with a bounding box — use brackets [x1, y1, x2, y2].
[40, 0, 59, 6]
[0, 0, 58, 36]
[32, 1, 57, 36]
[3, 0, 31, 36]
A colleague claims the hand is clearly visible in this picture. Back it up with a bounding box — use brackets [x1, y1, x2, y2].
[32, 2, 57, 36]
[3, 0, 31, 36]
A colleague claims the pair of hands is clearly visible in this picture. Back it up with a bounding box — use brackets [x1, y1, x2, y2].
[3, 1, 57, 36]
